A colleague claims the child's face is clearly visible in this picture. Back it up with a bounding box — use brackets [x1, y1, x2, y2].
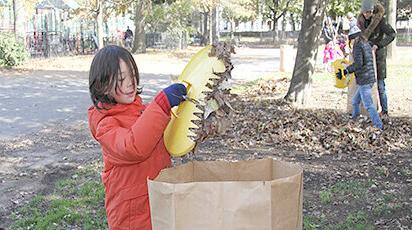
[110, 59, 137, 105]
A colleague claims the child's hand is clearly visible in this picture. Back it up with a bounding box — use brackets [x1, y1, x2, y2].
[336, 69, 348, 80]
[163, 83, 187, 107]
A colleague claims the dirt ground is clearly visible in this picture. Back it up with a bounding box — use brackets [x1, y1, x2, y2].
[1, 46, 411, 229]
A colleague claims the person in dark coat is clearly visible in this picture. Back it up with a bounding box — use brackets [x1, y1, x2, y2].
[337, 24, 383, 130]
[322, 17, 335, 44]
[124, 26, 134, 49]
[357, 0, 396, 116]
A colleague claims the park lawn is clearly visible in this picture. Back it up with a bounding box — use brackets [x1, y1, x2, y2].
[9, 163, 108, 230]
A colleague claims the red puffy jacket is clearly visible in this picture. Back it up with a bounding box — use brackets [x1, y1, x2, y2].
[88, 94, 171, 229]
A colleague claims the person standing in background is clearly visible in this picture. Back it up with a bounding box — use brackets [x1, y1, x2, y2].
[124, 26, 134, 49]
[357, 0, 396, 117]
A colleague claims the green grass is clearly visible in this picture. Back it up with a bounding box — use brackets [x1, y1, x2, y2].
[372, 193, 403, 217]
[325, 211, 374, 230]
[312, 179, 408, 229]
[376, 165, 389, 177]
[318, 179, 373, 205]
[400, 167, 412, 177]
[304, 216, 323, 230]
[372, 201, 402, 217]
[10, 162, 108, 230]
[319, 190, 333, 204]
[305, 211, 374, 230]
[332, 180, 373, 198]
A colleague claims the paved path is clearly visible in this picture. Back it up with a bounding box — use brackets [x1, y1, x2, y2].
[0, 47, 280, 139]
[232, 48, 280, 81]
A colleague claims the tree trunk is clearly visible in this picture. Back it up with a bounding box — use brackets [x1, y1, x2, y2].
[385, 0, 396, 60]
[202, 12, 209, 46]
[132, 0, 147, 53]
[199, 12, 204, 35]
[209, 10, 213, 44]
[211, 7, 217, 44]
[13, 0, 25, 41]
[97, 0, 104, 50]
[230, 20, 235, 40]
[44, 16, 49, 57]
[284, 0, 328, 105]
[12, 0, 16, 33]
[281, 15, 286, 40]
[80, 21, 84, 54]
[272, 18, 278, 42]
[290, 13, 296, 31]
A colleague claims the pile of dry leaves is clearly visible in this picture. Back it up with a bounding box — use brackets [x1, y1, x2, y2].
[221, 79, 412, 155]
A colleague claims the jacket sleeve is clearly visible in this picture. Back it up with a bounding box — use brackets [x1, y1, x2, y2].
[346, 44, 364, 74]
[376, 22, 396, 49]
[95, 101, 170, 165]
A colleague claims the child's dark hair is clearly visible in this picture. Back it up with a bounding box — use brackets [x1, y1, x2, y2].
[89, 45, 142, 109]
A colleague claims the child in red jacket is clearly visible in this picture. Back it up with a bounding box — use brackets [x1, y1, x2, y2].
[88, 45, 186, 229]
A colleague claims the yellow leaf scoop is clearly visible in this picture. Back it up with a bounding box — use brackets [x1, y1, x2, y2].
[163, 42, 234, 157]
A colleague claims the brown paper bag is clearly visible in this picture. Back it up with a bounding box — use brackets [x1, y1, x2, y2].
[148, 158, 303, 230]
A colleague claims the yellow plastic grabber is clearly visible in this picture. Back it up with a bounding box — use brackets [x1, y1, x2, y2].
[163, 45, 227, 157]
[332, 58, 354, 88]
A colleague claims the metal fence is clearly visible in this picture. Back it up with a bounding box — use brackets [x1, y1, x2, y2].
[22, 29, 412, 58]
[26, 31, 103, 57]
[25, 32, 188, 57]
[396, 28, 412, 46]
[146, 32, 188, 49]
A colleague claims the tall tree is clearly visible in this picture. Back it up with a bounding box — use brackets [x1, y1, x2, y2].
[221, 0, 258, 39]
[326, 0, 360, 19]
[263, 0, 298, 42]
[12, 0, 25, 38]
[397, 0, 412, 19]
[192, 0, 219, 45]
[132, 0, 150, 53]
[288, 1, 303, 31]
[146, 0, 193, 49]
[10, 0, 41, 45]
[73, 0, 107, 52]
[284, 0, 328, 104]
[211, 7, 217, 43]
[111, 0, 151, 53]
